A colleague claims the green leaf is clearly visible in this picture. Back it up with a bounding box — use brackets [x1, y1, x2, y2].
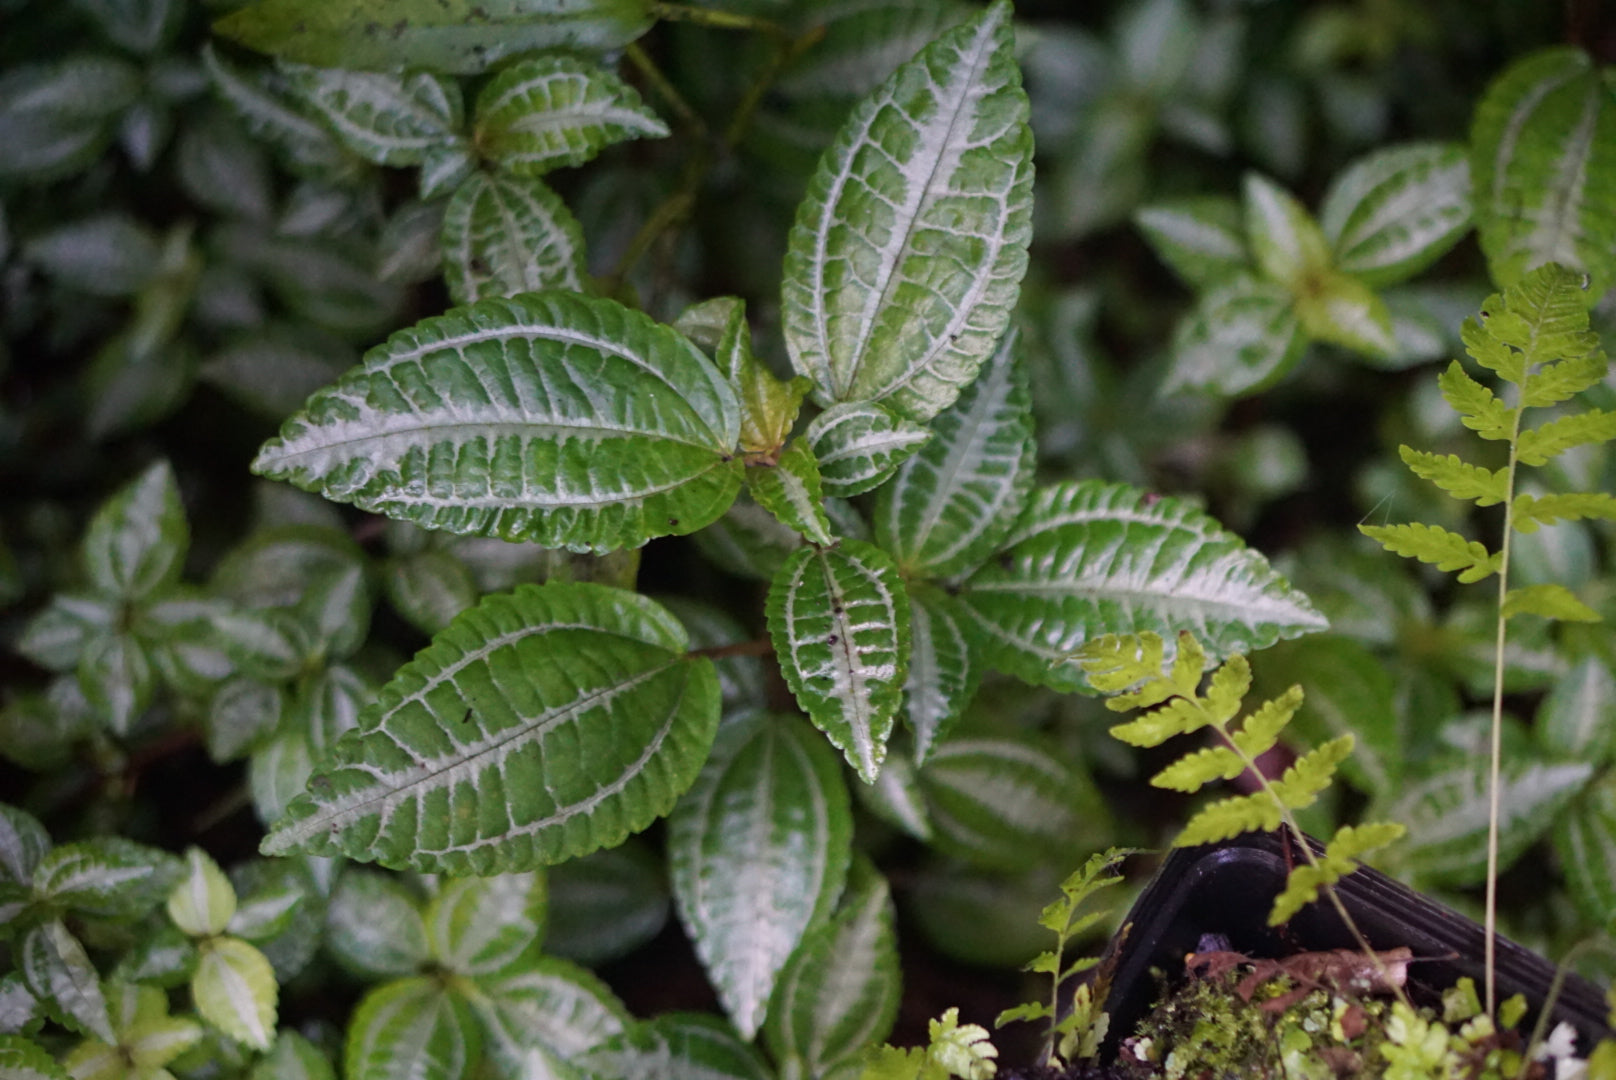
[1460, 263, 1601, 387]
[192, 937, 277, 1050]
[776, 2, 976, 102]
[918, 735, 1108, 871]
[1387, 758, 1594, 886]
[473, 56, 667, 175]
[766, 540, 911, 783]
[1293, 271, 1396, 359]
[577, 1014, 772, 1080]
[207, 678, 286, 763]
[344, 977, 481, 1080]
[215, 0, 655, 74]
[874, 328, 1034, 579]
[781, 1, 1034, 423]
[21, 921, 112, 1043]
[0, 806, 50, 898]
[384, 549, 479, 637]
[463, 958, 627, 1079]
[24, 214, 160, 298]
[903, 585, 976, 766]
[280, 65, 466, 170]
[167, 848, 237, 939]
[441, 172, 587, 306]
[325, 871, 430, 980]
[1319, 142, 1472, 287]
[31, 839, 180, 920]
[1133, 196, 1250, 291]
[0, 57, 140, 183]
[0, 974, 41, 1035]
[1501, 583, 1599, 622]
[764, 862, 900, 1079]
[805, 404, 931, 499]
[425, 873, 546, 978]
[200, 45, 358, 182]
[1470, 47, 1616, 300]
[1438, 360, 1512, 442]
[1254, 636, 1401, 798]
[669, 712, 853, 1039]
[747, 442, 834, 547]
[1400, 448, 1507, 507]
[252, 292, 743, 553]
[544, 842, 668, 967]
[687, 298, 806, 456]
[1553, 773, 1616, 927]
[858, 753, 933, 843]
[1513, 492, 1616, 533]
[261, 583, 720, 874]
[1357, 522, 1498, 583]
[959, 481, 1327, 692]
[82, 461, 187, 601]
[1164, 277, 1305, 397]
[1517, 410, 1616, 466]
[0, 1035, 69, 1080]
[1536, 657, 1616, 765]
[1243, 172, 1331, 288]
[252, 1031, 336, 1080]
[77, 634, 156, 738]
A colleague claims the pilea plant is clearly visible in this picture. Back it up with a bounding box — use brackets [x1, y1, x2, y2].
[5, 2, 1616, 1080]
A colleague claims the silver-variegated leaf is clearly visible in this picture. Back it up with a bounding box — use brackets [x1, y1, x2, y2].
[1471, 47, 1616, 301]
[903, 585, 974, 767]
[1243, 172, 1330, 288]
[763, 862, 900, 1079]
[260, 583, 721, 874]
[1387, 758, 1594, 886]
[874, 328, 1033, 579]
[344, 977, 481, 1080]
[669, 712, 853, 1040]
[252, 292, 743, 554]
[0, 805, 50, 895]
[1554, 773, 1616, 927]
[804, 403, 931, 498]
[957, 480, 1327, 692]
[857, 752, 933, 842]
[918, 735, 1108, 870]
[746, 442, 834, 547]
[425, 873, 546, 978]
[1165, 276, 1305, 397]
[193, 937, 278, 1050]
[544, 841, 669, 967]
[578, 1014, 773, 1080]
[463, 958, 628, 1080]
[474, 56, 668, 175]
[33, 839, 181, 920]
[167, 848, 236, 939]
[21, 921, 113, 1043]
[781, 0, 1033, 423]
[83, 460, 187, 602]
[253, 1031, 336, 1080]
[199, 45, 359, 182]
[280, 65, 466, 169]
[325, 871, 430, 980]
[0, 1035, 69, 1080]
[1536, 657, 1616, 766]
[766, 541, 911, 783]
[442, 173, 586, 305]
[1133, 196, 1249, 291]
[1318, 142, 1472, 287]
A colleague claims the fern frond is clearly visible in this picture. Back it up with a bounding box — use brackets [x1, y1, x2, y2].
[1049, 848, 1133, 919]
[1399, 448, 1507, 507]
[1438, 361, 1512, 441]
[1270, 735, 1354, 810]
[928, 1009, 998, 1080]
[1150, 745, 1246, 793]
[1512, 492, 1616, 533]
[1461, 263, 1596, 385]
[1168, 632, 1208, 697]
[1203, 654, 1251, 726]
[1358, 522, 1499, 583]
[1268, 821, 1405, 926]
[1517, 410, 1616, 466]
[1109, 696, 1207, 747]
[1176, 791, 1285, 847]
[1501, 584, 1600, 623]
[1074, 633, 1170, 705]
[1524, 347, 1607, 407]
[1231, 685, 1304, 759]
[861, 1045, 935, 1080]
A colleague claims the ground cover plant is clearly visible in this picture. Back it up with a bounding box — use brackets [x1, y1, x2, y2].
[4, 1, 1616, 1079]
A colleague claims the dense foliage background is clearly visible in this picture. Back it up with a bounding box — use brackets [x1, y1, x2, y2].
[3, 0, 1616, 1077]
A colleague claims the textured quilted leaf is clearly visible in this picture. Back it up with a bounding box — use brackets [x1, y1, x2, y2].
[669, 713, 853, 1039]
[214, 0, 654, 74]
[260, 583, 720, 874]
[82, 460, 187, 602]
[903, 585, 975, 766]
[193, 937, 277, 1049]
[252, 292, 742, 554]
[344, 977, 481, 1080]
[781, 0, 1033, 422]
[1134, 196, 1249, 290]
[441, 173, 586, 305]
[281, 65, 466, 168]
[766, 541, 911, 783]
[462, 957, 627, 1078]
[1164, 277, 1305, 396]
[474, 56, 667, 175]
[958, 481, 1326, 691]
[425, 873, 546, 978]
[875, 328, 1033, 578]
[21, 921, 112, 1042]
[1471, 47, 1616, 300]
[746, 442, 834, 546]
[579, 1014, 773, 1080]
[805, 403, 930, 499]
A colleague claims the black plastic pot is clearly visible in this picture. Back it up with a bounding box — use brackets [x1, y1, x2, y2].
[1093, 832, 1613, 1064]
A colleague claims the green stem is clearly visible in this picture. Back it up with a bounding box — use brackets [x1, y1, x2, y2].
[647, 1, 788, 37]
[625, 43, 705, 136]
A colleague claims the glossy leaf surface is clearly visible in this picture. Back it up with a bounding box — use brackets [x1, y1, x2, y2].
[781, 1, 1033, 422]
[252, 292, 742, 553]
[261, 583, 720, 874]
[474, 56, 667, 175]
[441, 173, 587, 306]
